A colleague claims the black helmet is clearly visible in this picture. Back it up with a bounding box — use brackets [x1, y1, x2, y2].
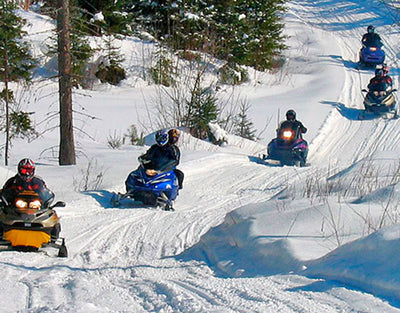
[18, 158, 35, 181]
[155, 129, 169, 146]
[286, 109, 296, 121]
[367, 25, 375, 33]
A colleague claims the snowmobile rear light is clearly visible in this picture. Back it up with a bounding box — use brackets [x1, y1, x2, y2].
[369, 47, 377, 51]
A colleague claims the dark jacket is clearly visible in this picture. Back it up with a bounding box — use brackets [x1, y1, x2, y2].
[368, 76, 393, 90]
[362, 33, 382, 47]
[278, 120, 307, 138]
[1, 175, 52, 206]
[139, 143, 180, 172]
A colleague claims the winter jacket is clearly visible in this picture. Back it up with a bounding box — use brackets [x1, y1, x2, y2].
[362, 33, 382, 47]
[368, 76, 393, 90]
[139, 144, 180, 172]
[277, 120, 307, 138]
[1, 175, 53, 206]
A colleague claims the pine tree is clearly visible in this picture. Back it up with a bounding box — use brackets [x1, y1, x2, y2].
[95, 35, 126, 85]
[233, 101, 256, 140]
[0, 0, 36, 165]
[187, 86, 219, 139]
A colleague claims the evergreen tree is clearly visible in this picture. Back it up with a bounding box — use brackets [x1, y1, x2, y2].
[44, 1, 93, 88]
[187, 86, 219, 139]
[124, 0, 287, 70]
[0, 0, 36, 165]
[233, 101, 256, 140]
[95, 35, 126, 85]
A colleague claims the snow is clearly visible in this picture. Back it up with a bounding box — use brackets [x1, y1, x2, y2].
[1, 0, 400, 312]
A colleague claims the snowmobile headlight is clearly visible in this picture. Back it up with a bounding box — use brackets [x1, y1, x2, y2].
[380, 91, 387, 96]
[146, 169, 158, 176]
[29, 200, 42, 210]
[15, 199, 28, 209]
[282, 130, 294, 139]
[374, 91, 379, 96]
[370, 47, 377, 51]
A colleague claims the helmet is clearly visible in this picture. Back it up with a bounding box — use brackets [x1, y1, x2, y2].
[17, 158, 35, 181]
[286, 109, 296, 121]
[375, 68, 384, 77]
[367, 25, 375, 33]
[155, 130, 169, 146]
[168, 128, 180, 145]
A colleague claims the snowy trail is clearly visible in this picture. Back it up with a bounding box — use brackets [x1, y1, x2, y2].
[1, 1, 400, 312]
[290, 0, 400, 166]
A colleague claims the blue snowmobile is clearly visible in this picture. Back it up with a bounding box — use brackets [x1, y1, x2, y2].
[359, 37, 385, 68]
[111, 157, 179, 211]
[263, 122, 308, 167]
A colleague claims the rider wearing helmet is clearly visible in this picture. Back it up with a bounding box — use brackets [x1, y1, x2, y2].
[0, 158, 52, 207]
[167, 128, 184, 189]
[362, 25, 382, 47]
[278, 110, 307, 137]
[368, 64, 393, 90]
[138, 130, 180, 173]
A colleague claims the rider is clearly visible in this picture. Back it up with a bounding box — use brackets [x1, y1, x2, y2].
[168, 128, 184, 189]
[0, 158, 53, 207]
[138, 129, 179, 173]
[278, 110, 307, 137]
[368, 66, 393, 90]
[362, 25, 382, 47]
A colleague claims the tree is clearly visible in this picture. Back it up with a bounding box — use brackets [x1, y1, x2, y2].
[125, 0, 287, 70]
[95, 35, 126, 85]
[57, 0, 76, 165]
[0, 0, 36, 165]
[233, 100, 256, 140]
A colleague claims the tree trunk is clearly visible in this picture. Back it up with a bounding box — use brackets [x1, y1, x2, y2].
[24, 0, 29, 11]
[57, 0, 76, 165]
[4, 48, 9, 166]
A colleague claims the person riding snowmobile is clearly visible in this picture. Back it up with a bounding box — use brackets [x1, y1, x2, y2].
[362, 25, 382, 47]
[168, 128, 184, 190]
[0, 158, 53, 207]
[138, 130, 179, 173]
[368, 66, 393, 91]
[277, 110, 307, 138]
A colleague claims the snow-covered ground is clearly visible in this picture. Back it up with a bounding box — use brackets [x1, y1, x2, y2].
[1, 0, 400, 312]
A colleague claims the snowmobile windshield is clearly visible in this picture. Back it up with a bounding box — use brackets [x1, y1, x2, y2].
[364, 37, 383, 48]
[278, 121, 301, 139]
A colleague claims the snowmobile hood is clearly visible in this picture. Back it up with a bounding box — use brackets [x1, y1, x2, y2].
[4, 229, 50, 248]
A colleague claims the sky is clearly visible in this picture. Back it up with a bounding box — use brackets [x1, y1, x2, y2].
[0, 0, 400, 312]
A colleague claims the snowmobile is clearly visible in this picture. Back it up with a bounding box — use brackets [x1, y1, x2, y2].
[359, 38, 385, 68]
[360, 83, 398, 119]
[0, 189, 67, 257]
[111, 158, 179, 211]
[263, 122, 308, 167]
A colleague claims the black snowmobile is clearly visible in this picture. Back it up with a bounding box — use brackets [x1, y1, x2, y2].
[0, 189, 67, 257]
[360, 82, 397, 119]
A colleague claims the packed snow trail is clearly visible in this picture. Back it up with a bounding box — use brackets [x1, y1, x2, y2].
[291, 0, 400, 165]
[0, 1, 400, 312]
